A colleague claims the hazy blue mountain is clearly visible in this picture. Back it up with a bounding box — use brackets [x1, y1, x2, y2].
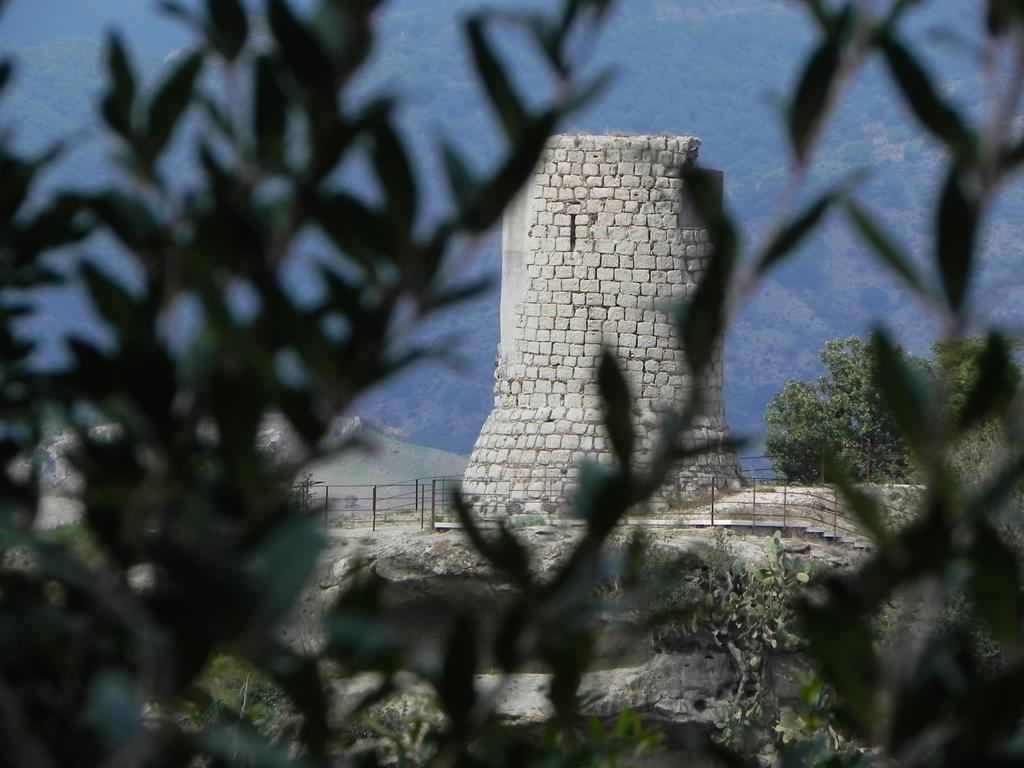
[1, 0, 188, 52]
[2, 0, 1020, 455]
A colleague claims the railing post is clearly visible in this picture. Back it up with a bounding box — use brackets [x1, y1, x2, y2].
[324, 486, 329, 530]
[783, 482, 788, 529]
[752, 478, 757, 527]
[431, 479, 436, 529]
[415, 479, 419, 513]
[420, 484, 425, 529]
[372, 486, 377, 532]
[710, 480, 716, 526]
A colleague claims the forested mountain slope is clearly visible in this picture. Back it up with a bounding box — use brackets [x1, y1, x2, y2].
[2, 0, 1019, 453]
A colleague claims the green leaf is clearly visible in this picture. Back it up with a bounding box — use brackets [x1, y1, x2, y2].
[461, 110, 557, 231]
[0, 151, 42, 223]
[87, 191, 162, 252]
[494, 602, 528, 671]
[371, 122, 417, 250]
[879, 33, 973, 156]
[438, 615, 478, 733]
[787, 10, 849, 162]
[936, 166, 978, 313]
[490, 525, 534, 588]
[253, 56, 287, 168]
[1006, 137, 1024, 170]
[964, 452, 1024, 522]
[200, 727, 316, 768]
[246, 518, 324, 630]
[561, 68, 615, 118]
[11, 192, 91, 259]
[987, 0, 1024, 36]
[845, 200, 929, 297]
[757, 186, 843, 274]
[887, 637, 959, 753]
[825, 454, 894, 548]
[80, 262, 144, 335]
[598, 349, 634, 469]
[675, 167, 735, 375]
[306, 110, 365, 184]
[798, 595, 878, 729]
[957, 333, 1017, 431]
[158, 1, 195, 25]
[198, 91, 236, 140]
[263, 648, 329, 759]
[527, 14, 565, 75]
[546, 631, 594, 724]
[313, 191, 387, 273]
[324, 573, 405, 673]
[872, 331, 931, 455]
[987, 0, 1013, 36]
[206, 0, 248, 61]
[423, 276, 492, 312]
[970, 521, 1023, 646]
[82, 672, 143, 750]
[312, 0, 377, 79]
[268, 0, 332, 88]
[441, 140, 479, 215]
[100, 34, 137, 140]
[145, 50, 203, 162]
[0, 59, 12, 95]
[451, 492, 533, 589]
[569, 459, 630, 540]
[802, 0, 833, 30]
[466, 16, 528, 143]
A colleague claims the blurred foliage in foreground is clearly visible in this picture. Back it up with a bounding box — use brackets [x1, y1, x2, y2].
[2, 0, 1024, 766]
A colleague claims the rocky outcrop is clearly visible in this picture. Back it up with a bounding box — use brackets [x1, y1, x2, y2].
[483, 650, 809, 727]
[331, 650, 790, 726]
[329, 641, 810, 766]
[311, 525, 855, 733]
[308, 524, 856, 764]
[321, 525, 858, 594]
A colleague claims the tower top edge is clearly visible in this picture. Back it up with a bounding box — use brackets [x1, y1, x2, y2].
[547, 133, 702, 155]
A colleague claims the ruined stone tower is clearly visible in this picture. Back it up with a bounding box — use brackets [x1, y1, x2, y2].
[463, 134, 742, 512]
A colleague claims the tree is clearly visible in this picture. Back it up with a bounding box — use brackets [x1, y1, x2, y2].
[766, 336, 1024, 484]
[764, 379, 830, 483]
[765, 336, 912, 482]
[930, 335, 1022, 428]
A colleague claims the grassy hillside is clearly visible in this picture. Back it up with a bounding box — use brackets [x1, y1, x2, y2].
[2, 0, 1020, 455]
[305, 434, 467, 487]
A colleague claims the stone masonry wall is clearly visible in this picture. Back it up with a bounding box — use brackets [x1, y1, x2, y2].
[463, 134, 742, 514]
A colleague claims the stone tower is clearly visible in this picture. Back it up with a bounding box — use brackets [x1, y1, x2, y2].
[463, 134, 741, 513]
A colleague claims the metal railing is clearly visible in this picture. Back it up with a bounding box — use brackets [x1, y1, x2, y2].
[700, 478, 868, 543]
[737, 453, 918, 486]
[297, 476, 463, 531]
[296, 456, 907, 545]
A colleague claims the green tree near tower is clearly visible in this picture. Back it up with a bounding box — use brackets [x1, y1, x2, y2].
[765, 335, 1022, 484]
